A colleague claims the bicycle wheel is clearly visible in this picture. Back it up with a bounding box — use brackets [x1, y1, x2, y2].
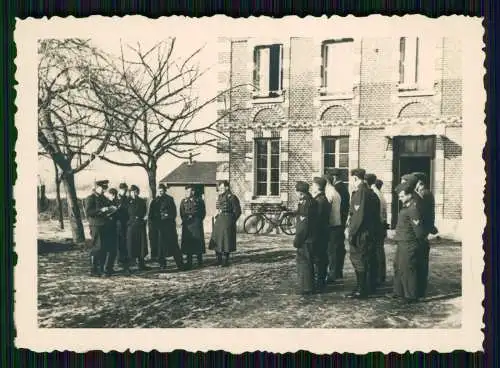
[280, 213, 297, 235]
[243, 214, 265, 234]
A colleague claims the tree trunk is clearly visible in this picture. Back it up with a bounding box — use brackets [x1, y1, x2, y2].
[62, 172, 85, 243]
[53, 161, 64, 230]
[147, 162, 158, 201]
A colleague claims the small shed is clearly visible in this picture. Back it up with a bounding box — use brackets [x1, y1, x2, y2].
[159, 160, 218, 231]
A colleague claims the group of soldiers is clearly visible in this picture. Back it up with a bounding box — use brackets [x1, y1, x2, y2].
[85, 179, 242, 277]
[293, 167, 436, 303]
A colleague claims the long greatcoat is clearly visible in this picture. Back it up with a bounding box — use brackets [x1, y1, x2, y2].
[180, 196, 206, 255]
[293, 193, 318, 293]
[347, 182, 380, 273]
[393, 198, 426, 300]
[416, 188, 436, 297]
[148, 194, 180, 259]
[126, 196, 148, 259]
[85, 192, 112, 257]
[116, 194, 129, 262]
[209, 191, 241, 253]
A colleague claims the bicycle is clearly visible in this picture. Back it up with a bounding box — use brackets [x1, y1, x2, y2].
[243, 206, 297, 235]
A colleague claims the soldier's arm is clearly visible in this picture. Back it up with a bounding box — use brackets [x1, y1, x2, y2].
[179, 200, 187, 221]
[170, 198, 177, 220]
[232, 196, 242, 220]
[200, 200, 207, 220]
[408, 204, 426, 240]
[85, 196, 100, 218]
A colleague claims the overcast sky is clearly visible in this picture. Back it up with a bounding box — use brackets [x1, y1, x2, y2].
[39, 34, 219, 197]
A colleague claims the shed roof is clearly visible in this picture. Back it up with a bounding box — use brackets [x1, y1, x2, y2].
[159, 161, 217, 185]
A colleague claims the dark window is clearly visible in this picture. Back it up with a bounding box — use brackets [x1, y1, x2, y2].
[323, 136, 350, 182]
[255, 138, 280, 196]
[253, 44, 283, 97]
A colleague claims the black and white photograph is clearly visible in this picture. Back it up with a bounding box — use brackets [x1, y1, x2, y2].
[14, 15, 484, 353]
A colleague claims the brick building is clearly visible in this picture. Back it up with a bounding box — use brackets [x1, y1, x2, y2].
[216, 36, 462, 235]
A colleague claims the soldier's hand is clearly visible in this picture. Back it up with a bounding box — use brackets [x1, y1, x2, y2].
[101, 207, 109, 212]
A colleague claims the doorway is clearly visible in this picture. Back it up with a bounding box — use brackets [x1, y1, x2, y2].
[391, 136, 435, 228]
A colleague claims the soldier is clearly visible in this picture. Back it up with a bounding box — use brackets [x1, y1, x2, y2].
[412, 172, 438, 298]
[148, 183, 183, 270]
[101, 188, 120, 276]
[126, 185, 149, 271]
[180, 185, 207, 269]
[310, 177, 331, 292]
[116, 183, 130, 271]
[375, 178, 389, 284]
[85, 179, 112, 276]
[329, 168, 350, 279]
[324, 173, 343, 284]
[365, 173, 387, 286]
[209, 180, 242, 267]
[293, 181, 317, 295]
[346, 168, 380, 299]
[391, 181, 427, 303]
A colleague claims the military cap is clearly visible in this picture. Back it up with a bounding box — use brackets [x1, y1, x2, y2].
[350, 168, 366, 179]
[312, 176, 327, 191]
[395, 181, 413, 194]
[323, 173, 334, 184]
[328, 168, 341, 176]
[185, 184, 195, 190]
[375, 179, 384, 190]
[295, 181, 309, 193]
[95, 179, 109, 187]
[129, 184, 139, 192]
[158, 183, 167, 190]
[119, 182, 128, 190]
[401, 173, 418, 190]
[412, 172, 427, 183]
[217, 180, 230, 187]
[108, 188, 118, 196]
[365, 173, 377, 186]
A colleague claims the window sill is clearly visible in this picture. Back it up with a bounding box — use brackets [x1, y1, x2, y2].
[251, 94, 285, 104]
[398, 86, 435, 97]
[316, 92, 354, 101]
[250, 197, 283, 204]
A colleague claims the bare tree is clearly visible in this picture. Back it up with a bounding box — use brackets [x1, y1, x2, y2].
[83, 39, 244, 199]
[38, 39, 114, 243]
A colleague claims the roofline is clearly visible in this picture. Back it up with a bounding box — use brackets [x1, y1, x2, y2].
[159, 182, 217, 185]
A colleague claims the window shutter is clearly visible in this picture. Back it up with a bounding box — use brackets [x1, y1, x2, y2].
[253, 47, 259, 92]
[399, 37, 406, 84]
[269, 44, 281, 92]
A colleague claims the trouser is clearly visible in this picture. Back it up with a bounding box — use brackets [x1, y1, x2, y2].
[148, 222, 159, 260]
[313, 254, 328, 291]
[393, 241, 420, 300]
[349, 230, 372, 295]
[327, 226, 346, 280]
[376, 228, 387, 284]
[186, 254, 203, 267]
[89, 225, 116, 273]
[417, 239, 430, 297]
[216, 252, 230, 266]
[116, 221, 128, 265]
[296, 243, 314, 294]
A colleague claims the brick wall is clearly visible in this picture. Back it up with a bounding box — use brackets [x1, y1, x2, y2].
[219, 36, 463, 227]
[443, 127, 462, 219]
[287, 129, 313, 209]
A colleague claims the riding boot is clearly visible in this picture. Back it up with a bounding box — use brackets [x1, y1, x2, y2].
[90, 255, 100, 276]
[197, 254, 203, 267]
[186, 254, 193, 270]
[216, 252, 223, 266]
[138, 257, 148, 270]
[222, 252, 230, 267]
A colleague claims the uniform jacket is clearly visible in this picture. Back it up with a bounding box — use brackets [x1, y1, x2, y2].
[348, 182, 380, 236]
[325, 183, 342, 227]
[416, 188, 436, 235]
[127, 196, 147, 225]
[85, 192, 111, 227]
[116, 194, 129, 225]
[313, 191, 331, 254]
[293, 193, 317, 249]
[148, 194, 177, 224]
[209, 191, 241, 253]
[394, 198, 426, 242]
[180, 196, 207, 254]
[371, 184, 387, 224]
[334, 180, 350, 226]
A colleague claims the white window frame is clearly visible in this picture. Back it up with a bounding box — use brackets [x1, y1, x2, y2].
[398, 36, 436, 95]
[253, 44, 284, 99]
[254, 138, 281, 197]
[322, 136, 350, 184]
[319, 38, 355, 98]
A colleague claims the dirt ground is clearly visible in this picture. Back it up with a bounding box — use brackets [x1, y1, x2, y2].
[37, 220, 462, 328]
